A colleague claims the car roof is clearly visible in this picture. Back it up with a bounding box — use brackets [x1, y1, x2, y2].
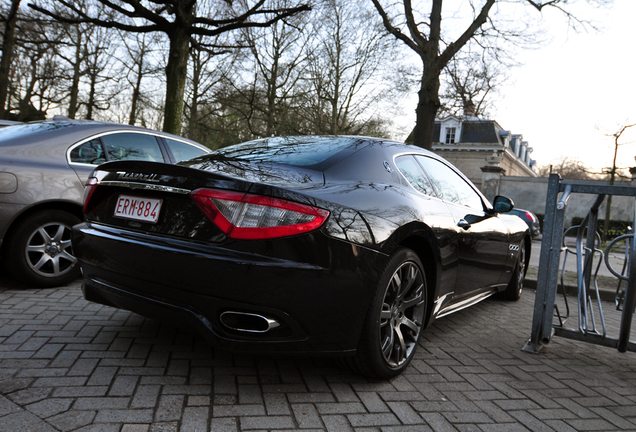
[0, 120, 204, 149]
[206, 135, 441, 171]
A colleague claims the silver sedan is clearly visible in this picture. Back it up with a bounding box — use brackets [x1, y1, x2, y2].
[0, 120, 210, 287]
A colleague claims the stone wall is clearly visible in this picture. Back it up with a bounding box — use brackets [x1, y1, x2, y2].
[494, 175, 636, 227]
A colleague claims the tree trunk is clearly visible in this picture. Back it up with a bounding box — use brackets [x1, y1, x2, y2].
[68, 32, 82, 119]
[129, 51, 144, 125]
[163, 27, 190, 135]
[188, 50, 200, 140]
[412, 71, 441, 150]
[86, 69, 97, 120]
[0, 0, 21, 118]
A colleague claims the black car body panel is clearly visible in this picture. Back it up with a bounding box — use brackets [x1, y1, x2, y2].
[73, 136, 530, 361]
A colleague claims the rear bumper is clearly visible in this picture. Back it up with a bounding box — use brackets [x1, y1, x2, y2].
[73, 222, 386, 355]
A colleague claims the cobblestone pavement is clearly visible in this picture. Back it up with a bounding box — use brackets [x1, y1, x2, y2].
[0, 275, 635, 432]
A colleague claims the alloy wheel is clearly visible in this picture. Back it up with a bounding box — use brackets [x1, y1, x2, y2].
[379, 261, 426, 368]
[25, 222, 77, 278]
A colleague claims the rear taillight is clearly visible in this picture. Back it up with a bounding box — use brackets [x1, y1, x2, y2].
[525, 211, 535, 221]
[190, 188, 330, 240]
[82, 177, 99, 214]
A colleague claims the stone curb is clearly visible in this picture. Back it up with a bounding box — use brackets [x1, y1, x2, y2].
[524, 277, 618, 303]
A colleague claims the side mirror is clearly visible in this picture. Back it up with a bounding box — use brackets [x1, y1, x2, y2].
[493, 195, 514, 213]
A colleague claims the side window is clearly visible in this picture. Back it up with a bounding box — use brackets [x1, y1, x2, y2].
[101, 133, 164, 162]
[415, 155, 484, 211]
[164, 138, 208, 163]
[69, 139, 106, 164]
[395, 155, 436, 197]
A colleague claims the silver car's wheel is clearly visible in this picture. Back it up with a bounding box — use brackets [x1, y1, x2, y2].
[25, 221, 76, 278]
[7, 210, 81, 287]
[349, 248, 427, 379]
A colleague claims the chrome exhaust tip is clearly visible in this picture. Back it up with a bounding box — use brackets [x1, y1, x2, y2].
[219, 311, 281, 333]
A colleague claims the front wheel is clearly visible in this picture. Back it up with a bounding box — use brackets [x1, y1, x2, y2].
[500, 239, 527, 301]
[6, 210, 81, 287]
[349, 248, 427, 379]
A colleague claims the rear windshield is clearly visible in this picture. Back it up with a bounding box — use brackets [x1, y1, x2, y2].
[209, 136, 363, 167]
[0, 122, 68, 144]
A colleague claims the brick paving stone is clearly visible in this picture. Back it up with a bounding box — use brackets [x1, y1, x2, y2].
[264, 393, 292, 415]
[0, 282, 635, 431]
[0, 411, 59, 432]
[48, 409, 97, 431]
[26, 397, 73, 418]
[240, 415, 295, 430]
[180, 406, 209, 431]
[291, 403, 323, 428]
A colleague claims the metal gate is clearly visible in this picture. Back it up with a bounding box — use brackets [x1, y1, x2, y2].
[523, 174, 636, 353]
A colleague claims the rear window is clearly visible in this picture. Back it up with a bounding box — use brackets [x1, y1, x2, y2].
[209, 137, 362, 167]
[0, 122, 73, 143]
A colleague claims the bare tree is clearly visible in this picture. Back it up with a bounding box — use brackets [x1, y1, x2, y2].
[240, 3, 309, 137]
[118, 31, 163, 125]
[601, 123, 636, 239]
[4, 6, 66, 120]
[185, 34, 240, 143]
[81, 25, 122, 119]
[438, 44, 505, 118]
[301, 0, 397, 136]
[29, 0, 310, 135]
[370, 0, 606, 150]
[535, 157, 596, 180]
[0, 0, 22, 118]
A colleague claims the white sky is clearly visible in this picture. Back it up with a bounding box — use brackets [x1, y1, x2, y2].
[396, 1, 636, 174]
[492, 0, 636, 173]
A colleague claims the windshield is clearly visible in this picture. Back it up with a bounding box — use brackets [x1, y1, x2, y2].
[209, 136, 364, 167]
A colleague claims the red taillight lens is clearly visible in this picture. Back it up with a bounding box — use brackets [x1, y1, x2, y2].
[190, 188, 330, 240]
[82, 177, 99, 214]
[525, 211, 535, 221]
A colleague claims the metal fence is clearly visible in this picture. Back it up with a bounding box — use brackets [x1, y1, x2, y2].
[523, 174, 636, 353]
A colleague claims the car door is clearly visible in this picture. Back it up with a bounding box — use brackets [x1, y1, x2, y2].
[414, 155, 510, 297]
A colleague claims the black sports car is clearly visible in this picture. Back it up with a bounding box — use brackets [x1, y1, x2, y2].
[72, 136, 530, 378]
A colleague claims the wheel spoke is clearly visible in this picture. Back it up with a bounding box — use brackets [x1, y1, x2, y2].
[50, 256, 61, 276]
[36, 227, 52, 243]
[402, 284, 424, 309]
[398, 265, 417, 300]
[380, 303, 392, 325]
[27, 244, 47, 254]
[58, 250, 77, 264]
[393, 325, 407, 363]
[381, 331, 394, 359]
[391, 272, 402, 294]
[401, 317, 420, 336]
[52, 225, 66, 242]
[31, 254, 51, 271]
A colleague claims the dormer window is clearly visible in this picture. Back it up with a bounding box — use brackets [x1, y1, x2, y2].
[445, 127, 456, 144]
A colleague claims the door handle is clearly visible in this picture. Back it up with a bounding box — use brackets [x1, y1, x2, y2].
[457, 219, 471, 230]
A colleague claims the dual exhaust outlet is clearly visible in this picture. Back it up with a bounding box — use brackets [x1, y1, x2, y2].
[219, 311, 281, 333]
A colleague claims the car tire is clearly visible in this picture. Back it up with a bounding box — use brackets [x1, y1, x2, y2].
[348, 248, 427, 379]
[500, 239, 527, 301]
[6, 210, 81, 287]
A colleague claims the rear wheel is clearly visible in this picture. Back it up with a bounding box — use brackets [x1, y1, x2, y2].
[349, 248, 427, 379]
[6, 210, 81, 287]
[500, 239, 527, 301]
